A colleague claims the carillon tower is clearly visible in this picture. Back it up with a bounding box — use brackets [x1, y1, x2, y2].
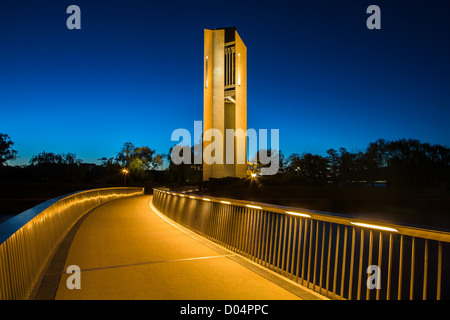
[203, 27, 247, 181]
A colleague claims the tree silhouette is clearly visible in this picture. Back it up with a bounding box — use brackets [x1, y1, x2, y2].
[30, 151, 82, 165]
[166, 144, 201, 185]
[115, 142, 135, 167]
[0, 133, 18, 166]
[135, 146, 164, 170]
[326, 148, 339, 182]
[286, 152, 328, 181]
[382, 138, 450, 187]
[280, 139, 450, 188]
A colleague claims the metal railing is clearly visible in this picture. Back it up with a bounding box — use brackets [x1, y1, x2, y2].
[152, 188, 450, 300]
[0, 187, 144, 300]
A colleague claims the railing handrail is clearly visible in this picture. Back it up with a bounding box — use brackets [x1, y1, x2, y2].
[158, 189, 450, 243]
[0, 187, 145, 300]
[153, 188, 449, 300]
[0, 187, 144, 246]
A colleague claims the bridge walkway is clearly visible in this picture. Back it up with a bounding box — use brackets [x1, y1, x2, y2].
[34, 195, 325, 300]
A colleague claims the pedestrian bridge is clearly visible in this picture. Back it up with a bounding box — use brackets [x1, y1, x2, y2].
[0, 187, 448, 300]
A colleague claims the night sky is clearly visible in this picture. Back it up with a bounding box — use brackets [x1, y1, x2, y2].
[1, 0, 449, 166]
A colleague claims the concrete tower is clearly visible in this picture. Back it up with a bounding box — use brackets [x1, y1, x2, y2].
[203, 27, 247, 181]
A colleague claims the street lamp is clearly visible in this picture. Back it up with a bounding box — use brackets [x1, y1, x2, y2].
[122, 168, 129, 184]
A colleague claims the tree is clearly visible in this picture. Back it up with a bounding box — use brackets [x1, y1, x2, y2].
[299, 153, 329, 180]
[114, 142, 165, 183]
[30, 151, 82, 166]
[286, 152, 329, 182]
[247, 148, 282, 176]
[326, 148, 339, 182]
[115, 142, 135, 167]
[30, 151, 62, 165]
[0, 133, 18, 166]
[364, 139, 387, 186]
[277, 150, 287, 174]
[98, 157, 115, 167]
[129, 157, 146, 178]
[62, 153, 82, 165]
[135, 146, 164, 170]
[286, 153, 302, 175]
[382, 138, 450, 187]
[166, 145, 200, 185]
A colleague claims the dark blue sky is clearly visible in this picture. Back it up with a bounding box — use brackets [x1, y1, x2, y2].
[1, 0, 449, 165]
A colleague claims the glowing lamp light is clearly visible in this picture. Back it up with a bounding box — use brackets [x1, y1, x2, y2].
[202, 198, 210, 201]
[251, 173, 257, 178]
[285, 211, 311, 218]
[350, 222, 398, 232]
[220, 201, 231, 205]
[246, 204, 262, 210]
[189, 196, 196, 199]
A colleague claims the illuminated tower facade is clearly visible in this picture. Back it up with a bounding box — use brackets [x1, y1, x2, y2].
[203, 27, 247, 181]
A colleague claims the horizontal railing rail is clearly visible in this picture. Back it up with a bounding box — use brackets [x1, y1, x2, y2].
[0, 187, 144, 300]
[152, 188, 450, 300]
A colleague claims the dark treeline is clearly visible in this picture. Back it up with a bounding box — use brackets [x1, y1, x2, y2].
[277, 138, 450, 188]
[0, 135, 167, 186]
[1, 132, 449, 189]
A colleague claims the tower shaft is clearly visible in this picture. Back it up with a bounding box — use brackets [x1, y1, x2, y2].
[203, 28, 247, 181]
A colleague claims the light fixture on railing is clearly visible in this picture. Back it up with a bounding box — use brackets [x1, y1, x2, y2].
[350, 222, 398, 232]
[246, 204, 262, 210]
[202, 198, 210, 201]
[285, 211, 311, 218]
[189, 196, 196, 199]
[220, 201, 231, 204]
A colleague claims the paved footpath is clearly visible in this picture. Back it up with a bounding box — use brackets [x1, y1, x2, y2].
[39, 195, 325, 300]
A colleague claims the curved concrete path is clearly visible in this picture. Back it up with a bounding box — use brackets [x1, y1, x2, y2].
[38, 195, 324, 300]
